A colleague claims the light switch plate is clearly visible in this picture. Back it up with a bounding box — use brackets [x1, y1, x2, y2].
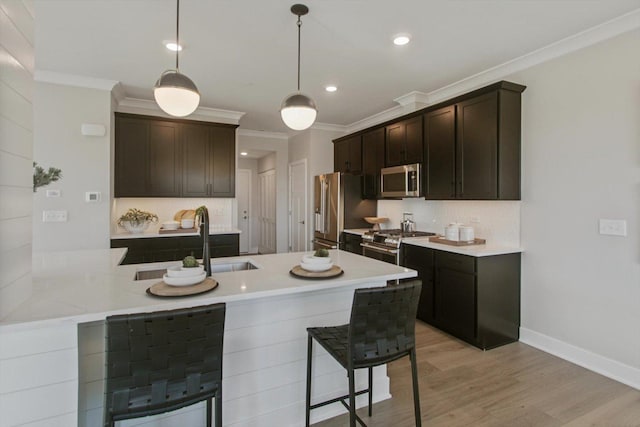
[599, 219, 627, 236]
[45, 189, 61, 197]
[43, 210, 68, 222]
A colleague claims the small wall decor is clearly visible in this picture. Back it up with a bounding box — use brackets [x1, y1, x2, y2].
[33, 162, 62, 192]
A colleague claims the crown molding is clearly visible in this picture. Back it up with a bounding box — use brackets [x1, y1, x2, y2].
[34, 70, 119, 91]
[237, 128, 289, 140]
[116, 97, 245, 124]
[310, 122, 348, 133]
[346, 8, 640, 132]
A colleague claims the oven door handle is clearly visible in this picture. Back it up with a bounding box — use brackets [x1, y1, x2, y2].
[360, 243, 398, 255]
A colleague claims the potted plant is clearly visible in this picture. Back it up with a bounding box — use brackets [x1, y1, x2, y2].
[117, 208, 158, 233]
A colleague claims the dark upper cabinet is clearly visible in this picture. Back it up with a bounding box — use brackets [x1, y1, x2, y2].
[385, 115, 423, 167]
[361, 127, 385, 199]
[115, 113, 236, 198]
[424, 105, 456, 199]
[182, 124, 235, 197]
[424, 83, 524, 200]
[334, 135, 362, 174]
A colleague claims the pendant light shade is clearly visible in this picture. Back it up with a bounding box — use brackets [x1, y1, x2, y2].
[280, 92, 317, 131]
[280, 4, 317, 131]
[154, 70, 200, 117]
[154, 0, 200, 117]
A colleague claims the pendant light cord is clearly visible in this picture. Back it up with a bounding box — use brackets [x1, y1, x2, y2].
[175, 0, 180, 70]
[296, 15, 301, 91]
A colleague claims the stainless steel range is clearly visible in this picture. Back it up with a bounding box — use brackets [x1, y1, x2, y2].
[361, 229, 436, 264]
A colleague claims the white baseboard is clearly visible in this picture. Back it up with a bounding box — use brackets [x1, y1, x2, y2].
[519, 327, 640, 390]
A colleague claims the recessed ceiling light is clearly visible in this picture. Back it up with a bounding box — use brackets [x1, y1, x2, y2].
[164, 41, 182, 52]
[325, 85, 337, 93]
[393, 34, 411, 46]
[240, 151, 248, 156]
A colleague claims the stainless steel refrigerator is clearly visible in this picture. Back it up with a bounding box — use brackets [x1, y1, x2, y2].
[313, 172, 376, 250]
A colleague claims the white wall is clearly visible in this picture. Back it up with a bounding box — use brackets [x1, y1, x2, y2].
[33, 82, 112, 251]
[0, 0, 34, 316]
[508, 29, 640, 384]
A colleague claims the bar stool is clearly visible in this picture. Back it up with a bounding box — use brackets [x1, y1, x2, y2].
[104, 303, 225, 427]
[305, 280, 422, 427]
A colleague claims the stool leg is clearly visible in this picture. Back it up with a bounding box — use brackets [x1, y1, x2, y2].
[410, 348, 421, 427]
[215, 390, 222, 427]
[305, 335, 313, 427]
[368, 366, 373, 417]
[348, 367, 356, 427]
[206, 398, 212, 427]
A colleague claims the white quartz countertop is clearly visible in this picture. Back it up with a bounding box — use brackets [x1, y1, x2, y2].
[0, 249, 416, 330]
[402, 237, 523, 257]
[343, 228, 372, 236]
[111, 227, 241, 239]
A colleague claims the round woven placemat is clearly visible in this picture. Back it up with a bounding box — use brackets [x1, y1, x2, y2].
[147, 277, 218, 297]
[290, 265, 344, 280]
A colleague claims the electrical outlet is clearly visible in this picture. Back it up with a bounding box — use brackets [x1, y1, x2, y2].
[43, 210, 68, 222]
[45, 189, 61, 197]
[599, 219, 627, 236]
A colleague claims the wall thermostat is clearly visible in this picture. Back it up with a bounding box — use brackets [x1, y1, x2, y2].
[85, 191, 101, 202]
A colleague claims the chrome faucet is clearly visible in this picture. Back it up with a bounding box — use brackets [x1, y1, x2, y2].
[197, 206, 212, 277]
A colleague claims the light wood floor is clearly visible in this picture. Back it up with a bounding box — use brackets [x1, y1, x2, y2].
[312, 321, 640, 426]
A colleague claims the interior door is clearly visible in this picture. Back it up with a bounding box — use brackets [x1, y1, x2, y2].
[289, 160, 307, 252]
[258, 169, 276, 254]
[237, 169, 251, 253]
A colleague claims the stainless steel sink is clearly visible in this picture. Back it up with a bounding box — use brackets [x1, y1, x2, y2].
[134, 261, 258, 280]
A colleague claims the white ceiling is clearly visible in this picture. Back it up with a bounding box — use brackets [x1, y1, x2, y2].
[35, 0, 640, 133]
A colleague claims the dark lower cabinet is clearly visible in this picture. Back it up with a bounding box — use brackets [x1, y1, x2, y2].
[401, 244, 435, 323]
[112, 234, 240, 265]
[340, 232, 363, 255]
[401, 244, 521, 350]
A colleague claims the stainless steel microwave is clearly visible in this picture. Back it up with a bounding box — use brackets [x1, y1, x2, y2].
[380, 163, 421, 198]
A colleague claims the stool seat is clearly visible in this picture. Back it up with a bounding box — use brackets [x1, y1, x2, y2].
[305, 281, 423, 427]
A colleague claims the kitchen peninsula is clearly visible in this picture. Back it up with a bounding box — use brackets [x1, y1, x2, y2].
[0, 250, 416, 427]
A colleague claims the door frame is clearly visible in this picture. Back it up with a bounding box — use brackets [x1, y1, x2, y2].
[288, 159, 308, 252]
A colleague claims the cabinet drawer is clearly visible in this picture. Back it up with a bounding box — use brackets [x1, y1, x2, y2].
[210, 234, 238, 246]
[436, 251, 475, 273]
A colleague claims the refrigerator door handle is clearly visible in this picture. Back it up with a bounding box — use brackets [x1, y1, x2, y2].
[314, 239, 337, 249]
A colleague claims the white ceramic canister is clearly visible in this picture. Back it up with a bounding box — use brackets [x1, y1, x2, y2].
[444, 223, 460, 241]
[459, 225, 475, 242]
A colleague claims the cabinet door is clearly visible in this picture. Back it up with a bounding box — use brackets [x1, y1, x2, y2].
[347, 136, 362, 174]
[182, 123, 211, 197]
[402, 244, 434, 323]
[334, 139, 349, 173]
[115, 117, 148, 197]
[456, 92, 498, 199]
[148, 121, 181, 197]
[404, 116, 423, 164]
[362, 128, 385, 199]
[424, 106, 456, 200]
[334, 136, 361, 174]
[210, 126, 236, 197]
[385, 122, 405, 166]
[341, 233, 363, 255]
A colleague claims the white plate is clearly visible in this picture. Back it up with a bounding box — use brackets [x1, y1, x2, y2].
[163, 271, 206, 286]
[300, 262, 333, 272]
[302, 255, 332, 265]
[166, 265, 204, 277]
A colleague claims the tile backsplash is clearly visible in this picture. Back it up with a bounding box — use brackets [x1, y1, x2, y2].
[112, 198, 234, 235]
[377, 199, 521, 247]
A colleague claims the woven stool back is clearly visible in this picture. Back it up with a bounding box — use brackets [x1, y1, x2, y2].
[104, 303, 225, 424]
[348, 280, 421, 367]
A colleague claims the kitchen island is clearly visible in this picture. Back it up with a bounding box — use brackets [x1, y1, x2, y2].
[0, 250, 416, 427]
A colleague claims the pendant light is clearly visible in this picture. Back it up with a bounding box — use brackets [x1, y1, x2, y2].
[154, 0, 200, 117]
[280, 4, 317, 131]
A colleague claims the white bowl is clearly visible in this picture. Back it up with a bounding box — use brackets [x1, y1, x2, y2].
[302, 255, 332, 264]
[181, 219, 195, 229]
[162, 220, 180, 230]
[163, 271, 206, 286]
[300, 262, 333, 272]
[166, 265, 204, 277]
